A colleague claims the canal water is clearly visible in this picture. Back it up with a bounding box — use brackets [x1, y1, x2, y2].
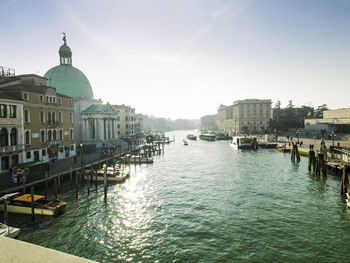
[14, 130, 350, 262]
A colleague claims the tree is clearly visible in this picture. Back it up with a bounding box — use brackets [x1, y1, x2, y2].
[314, 104, 328, 119]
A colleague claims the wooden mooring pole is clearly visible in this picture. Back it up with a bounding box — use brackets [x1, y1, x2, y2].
[54, 178, 58, 199]
[104, 164, 107, 200]
[308, 150, 315, 172]
[3, 198, 8, 226]
[70, 167, 73, 189]
[75, 171, 79, 199]
[31, 186, 35, 222]
[45, 170, 49, 196]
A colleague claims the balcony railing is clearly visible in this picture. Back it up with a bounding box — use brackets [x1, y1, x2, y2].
[0, 144, 25, 153]
[48, 120, 60, 127]
[48, 140, 61, 145]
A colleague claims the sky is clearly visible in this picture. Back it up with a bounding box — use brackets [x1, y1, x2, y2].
[1, 0, 350, 119]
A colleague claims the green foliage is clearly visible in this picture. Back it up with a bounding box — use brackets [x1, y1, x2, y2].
[269, 101, 314, 132]
[314, 104, 328, 119]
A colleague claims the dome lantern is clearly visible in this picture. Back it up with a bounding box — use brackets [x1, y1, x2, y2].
[59, 33, 72, 66]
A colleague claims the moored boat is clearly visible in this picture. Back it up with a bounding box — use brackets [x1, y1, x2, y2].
[83, 167, 129, 182]
[186, 134, 197, 140]
[183, 140, 188, 146]
[0, 192, 66, 216]
[199, 134, 216, 141]
[230, 135, 257, 150]
[0, 223, 20, 238]
[122, 155, 153, 164]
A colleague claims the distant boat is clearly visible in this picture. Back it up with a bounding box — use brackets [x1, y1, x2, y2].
[186, 134, 197, 140]
[121, 154, 153, 164]
[183, 140, 188, 146]
[230, 135, 257, 150]
[199, 134, 216, 141]
[0, 223, 20, 238]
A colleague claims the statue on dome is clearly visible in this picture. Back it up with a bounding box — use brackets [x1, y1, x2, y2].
[62, 32, 67, 45]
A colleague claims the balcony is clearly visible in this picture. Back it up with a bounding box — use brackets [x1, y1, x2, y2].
[0, 144, 25, 154]
[48, 120, 60, 127]
[48, 140, 61, 145]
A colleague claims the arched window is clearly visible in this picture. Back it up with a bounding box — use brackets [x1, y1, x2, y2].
[48, 112, 52, 125]
[25, 130, 30, 145]
[10, 128, 17, 146]
[59, 129, 63, 141]
[70, 129, 74, 140]
[52, 112, 56, 124]
[40, 111, 45, 123]
[53, 130, 57, 140]
[48, 130, 52, 141]
[0, 128, 8, 147]
[24, 109, 29, 123]
[40, 130, 45, 143]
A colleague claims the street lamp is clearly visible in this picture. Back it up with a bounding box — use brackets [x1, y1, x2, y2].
[331, 131, 336, 147]
[296, 129, 300, 144]
[80, 143, 83, 168]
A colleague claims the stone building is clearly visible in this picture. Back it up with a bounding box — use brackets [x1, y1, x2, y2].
[0, 74, 75, 163]
[43, 35, 99, 146]
[80, 104, 119, 147]
[304, 108, 350, 133]
[0, 92, 24, 173]
[112, 105, 135, 138]
[199, 114, 218, 132]
[216, 99, 272, 135]
[231, 99, 272, 134]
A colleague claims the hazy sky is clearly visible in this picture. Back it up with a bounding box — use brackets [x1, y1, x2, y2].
[1, 0, 350, 119]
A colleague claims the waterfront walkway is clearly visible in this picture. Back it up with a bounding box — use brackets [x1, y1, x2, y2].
[0, 147, 130, 194]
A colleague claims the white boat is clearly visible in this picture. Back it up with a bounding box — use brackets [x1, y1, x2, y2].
[183, 140, 188, 146]
[0, 223, 20, 238]
[83, 166, 129, 182]
[230, 136, 256, 150]
[122, 155, 153, 164]
[199, 134, 216, 141]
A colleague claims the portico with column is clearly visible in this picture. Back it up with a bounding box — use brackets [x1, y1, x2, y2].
[80, 104, 119, 147]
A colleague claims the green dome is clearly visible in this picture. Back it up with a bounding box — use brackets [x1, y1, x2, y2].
[44, 65, 94, 99]
[59, 44, 72, 54]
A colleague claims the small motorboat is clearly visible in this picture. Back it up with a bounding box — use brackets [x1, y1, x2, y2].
[186, 134, 197, 140]
[199, 134, 216, 141]
[0, 192, 66, 216]
[121, 154, 153, 164]
[84, 166, 129, 183]
[183, 140, 188, 146]
[0, 223, 20, 238]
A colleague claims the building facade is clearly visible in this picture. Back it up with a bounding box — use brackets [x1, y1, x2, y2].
[0, 75, 76, 163]
[305, 108, 350, 133]
[80, 104, 119, 147]
[113, 105, 136, 137]
[231, 99, 272, 134]
[0, 92, 24, 173]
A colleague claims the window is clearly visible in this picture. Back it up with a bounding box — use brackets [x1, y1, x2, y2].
[125, 116, 128, 121]
[117, 124, 120, 128]
[48, 130, 52, 141]
[52, 112, 56, 124]
[1, 156, 9, 170]
[70, 112, 73, 123]
[58, 98, 61, 104]
[24, 109, 29, 123]
[0, 104, 7, 118]
[53, 130, 57, 140]
[46, 96, 49, 102]
[48, 112, 52, 125]
[0, 128, 8, 147]
[9, 105, 16, 118]
[125, 124, 128, 129]
[40, 111, 45, 123]
[69, 99, 72, 105]
[26, 152, 31, 159]
[117, 116, 120, 121]
[40, 130, 45, 143]
[58, 112, 62, 122]
[59, 129, 63, 141]
[25, 130, 30, 145]
[70, 129, 74, 140]
[49, 97, 52, 103]
[53, 97, 56, 103]
[23, 92, 28, 100]
[10, 128, 17, 146]
[40, 95, 44, 102]
[42, 149, 46, 156]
